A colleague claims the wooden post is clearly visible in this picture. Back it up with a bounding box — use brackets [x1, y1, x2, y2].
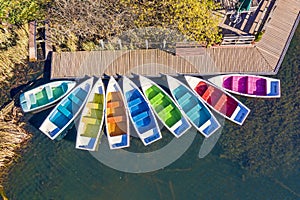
[29, 21, 37, 62]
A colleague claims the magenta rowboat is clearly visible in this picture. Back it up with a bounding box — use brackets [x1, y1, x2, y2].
[208, 74, 280, 98]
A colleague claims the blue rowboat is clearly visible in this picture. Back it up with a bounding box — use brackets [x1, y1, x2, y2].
[39, 77, 94, 140]
[123, 77, 162, 146]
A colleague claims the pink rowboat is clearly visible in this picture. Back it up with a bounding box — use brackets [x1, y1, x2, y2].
[208, 74, 280, 98]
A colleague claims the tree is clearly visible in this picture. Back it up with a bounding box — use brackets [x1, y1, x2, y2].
[121, 0, 222, 46]
[0, 0, 47, 26]
[47, 0, 135, 51]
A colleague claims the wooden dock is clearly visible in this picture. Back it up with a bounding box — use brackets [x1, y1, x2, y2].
[50, 0, 300, 79]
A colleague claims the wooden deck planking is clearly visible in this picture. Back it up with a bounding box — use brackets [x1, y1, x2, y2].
[257, 0, 300, 70]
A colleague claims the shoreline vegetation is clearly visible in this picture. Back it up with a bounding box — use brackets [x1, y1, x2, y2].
[0, 101, 31, 200]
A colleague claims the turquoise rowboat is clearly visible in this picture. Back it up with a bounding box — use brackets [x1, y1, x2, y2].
[123, 77, 162, 146]
[20, 81, 76, 113]
[39, 77, 94, 140]
[139, 75, 191, 138]
[166, 75, 221, 138]
[76, 77, 106, 151]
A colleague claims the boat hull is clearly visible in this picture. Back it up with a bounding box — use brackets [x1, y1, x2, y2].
[185, 76, 250, 125]
[20, 81, 76, 113]
[105, 77, 130, 149]
[208, 74, 280, 98]
[39, 77, 94, 140]
[166, 75, 220, 138]
[76, 78, 106, 151]
[123, 77, 162, 146]
[139, 75, 191, 137]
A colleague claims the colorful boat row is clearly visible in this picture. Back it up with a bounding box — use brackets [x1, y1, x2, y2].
[20, 74, 280, 151]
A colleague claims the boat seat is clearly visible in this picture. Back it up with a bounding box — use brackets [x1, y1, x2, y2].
[89, 109, 103, 119]
[57, 105, 73, 119]
[136, 116, 151, 128]
[107, 116, 124, 123]
[29, 93, 37, 105]
[107, 101, 121, 108]
[151, 98, 163, 108]
[108, 123, 126, 136]
[214, 94, 227, 111]
[201, 86, 214, 102]
[68, 93, 82, 106]
[82, 116, 100, 125]
[49, 110, 69, 129]
[86, 102, 102, 110]
[149, 93, 164, 104]
[128, 98, 142, 108]
[177, 92, 192, 104]
[184, 101, 201, 113]
[158, 104, 174, 116]
[133, 111, 148, 122]
[36, 89, 49, 106]
[45, 85, 53, 100]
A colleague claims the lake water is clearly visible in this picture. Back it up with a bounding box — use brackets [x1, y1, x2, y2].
[4, 26, 300, 199]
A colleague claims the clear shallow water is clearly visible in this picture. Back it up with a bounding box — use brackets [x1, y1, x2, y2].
[5, 26, 300, 199]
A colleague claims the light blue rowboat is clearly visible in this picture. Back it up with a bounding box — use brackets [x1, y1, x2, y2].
[39, 77, 94, 140]
[166, 75, 221, 138]
[123, 77, 162, 146]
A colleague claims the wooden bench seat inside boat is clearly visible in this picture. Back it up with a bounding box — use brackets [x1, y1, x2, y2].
[57, 105, 73, 119]
[149, 93, 164, 104]
[107, 116, 124, 123]
[86, 102, 103, 110]
[108, 122, 127, 136]
[214, 94, 227, 114]
[201, 86, 214, 103]
[107, 101, 121, 108]
[36, 89, 50, 106]
[82, 116, 100, 125]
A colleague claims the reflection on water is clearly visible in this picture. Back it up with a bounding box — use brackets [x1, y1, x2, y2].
[5, 27, 300, 199]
